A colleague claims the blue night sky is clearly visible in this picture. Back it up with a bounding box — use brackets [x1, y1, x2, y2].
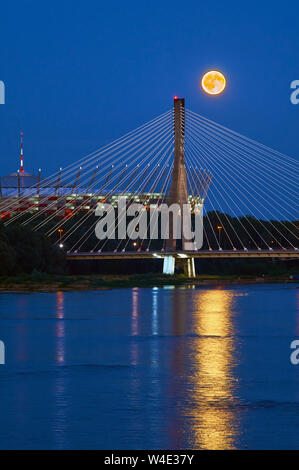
[0, 0, 298, 176]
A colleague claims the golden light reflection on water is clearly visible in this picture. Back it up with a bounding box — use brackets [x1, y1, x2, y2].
[128, 286, 240, 449]
[189, 288, 239, 449]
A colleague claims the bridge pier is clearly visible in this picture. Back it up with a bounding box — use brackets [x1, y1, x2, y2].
[163, 256, 196, 278]
[163, 256, 175, 275]
[176, 256, 196, 277]
[186, 258, 196, 278]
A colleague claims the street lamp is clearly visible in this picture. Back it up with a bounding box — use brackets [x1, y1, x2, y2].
[58, 228, 64, 248]
[217, 225, 223, 246]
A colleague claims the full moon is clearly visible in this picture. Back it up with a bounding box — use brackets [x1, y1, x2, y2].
[201, 70, 226, 95]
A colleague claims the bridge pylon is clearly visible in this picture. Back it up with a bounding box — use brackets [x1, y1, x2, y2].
[163, 97, 196, 277]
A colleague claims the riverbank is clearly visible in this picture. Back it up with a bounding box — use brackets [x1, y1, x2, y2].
[0, 272, 297, 292]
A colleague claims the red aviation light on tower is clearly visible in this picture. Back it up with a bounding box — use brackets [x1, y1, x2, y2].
[174, 95, 179, 100]
[20, 132, 24, 173]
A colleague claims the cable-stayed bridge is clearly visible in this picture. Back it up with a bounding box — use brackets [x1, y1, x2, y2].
[1, 97, 298, 276]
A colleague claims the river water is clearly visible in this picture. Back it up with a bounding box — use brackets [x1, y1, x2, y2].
[0, 283, 298, 450]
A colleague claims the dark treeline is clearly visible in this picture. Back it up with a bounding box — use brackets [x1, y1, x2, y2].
[0, 211, 298, 276]
[13, 210, 297, 252]
[0, 224, 66, 276]
[63, 211, 298, 252]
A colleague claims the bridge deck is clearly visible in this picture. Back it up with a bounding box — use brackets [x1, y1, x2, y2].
[67, 249, 299, 260]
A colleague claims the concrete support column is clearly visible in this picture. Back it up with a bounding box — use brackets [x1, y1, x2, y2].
[166, 97, 193, 252]
[176, 257, 196, 278]
[163, 256, 175, 275]
[186, 258, 196, 278]
[163, 256, 196, 277]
